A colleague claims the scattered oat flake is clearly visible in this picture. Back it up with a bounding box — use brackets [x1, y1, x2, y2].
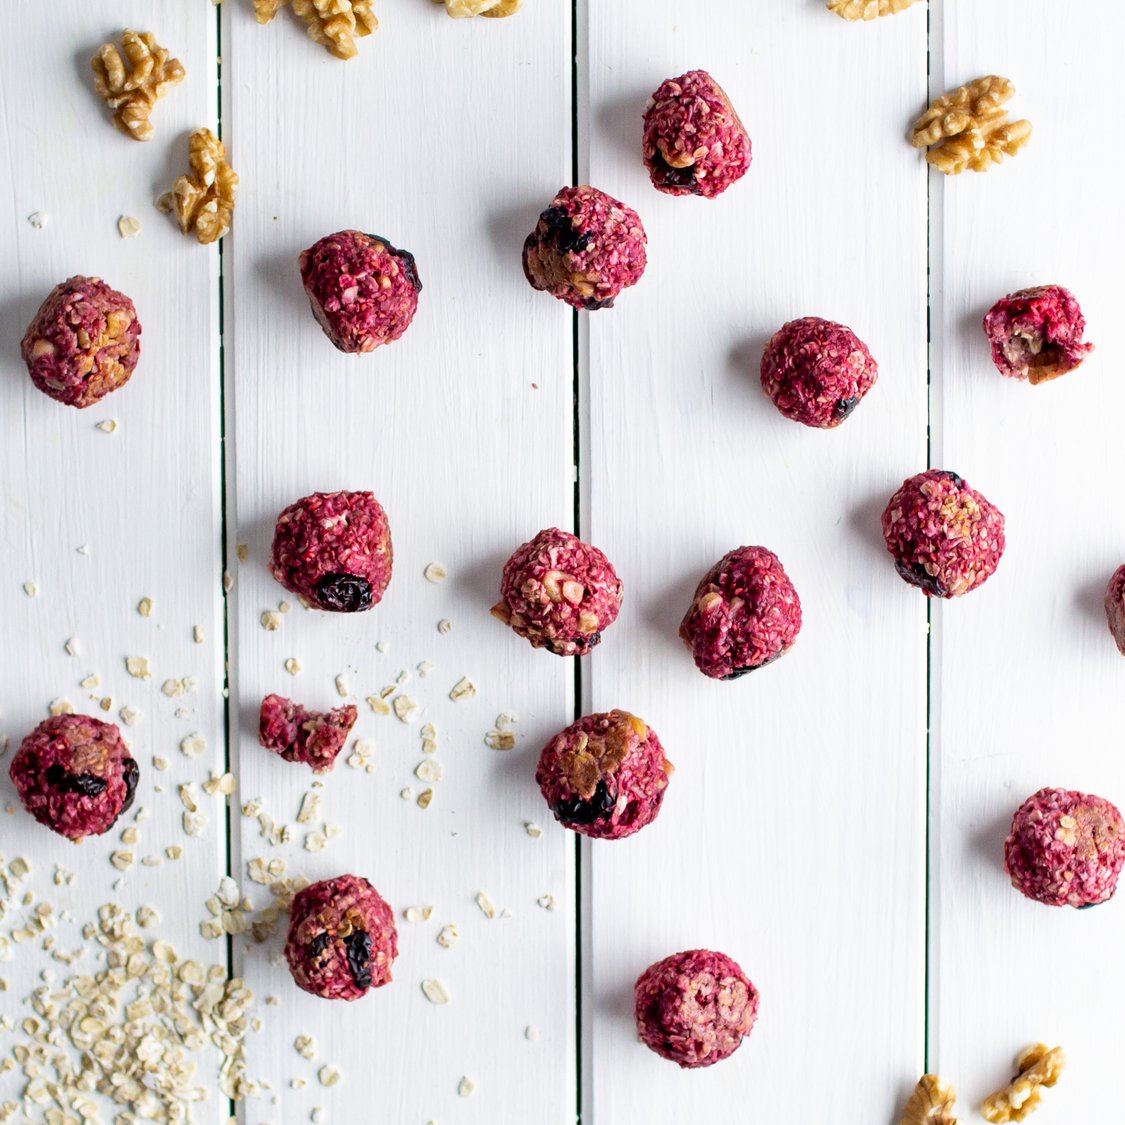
[181, 732, 206, 758]
[524, 822, 543, 839]
[415, 759, 443, 783]
[261, 610, 281, 631]
[119, 706, 142, 727]
[393, 695, 418, 723]
[22, 582, 37, 597]
[424, 562, 447, 583]
[335, 674, 350, 698]
[284, 657, 301, 676]
[27, 211, 48, 228]
[485, 729, 516, 751]
[400, 787, 415, 801]
[49, 699, 75, 716]
[449, 677, 477, 702]
[438, 618, 452, 634]
[295, 1034, 317, 1060]
[437, 923, 459, 949]
[297, 792, 321, 824]
[403, 905, 434, 923]
[417, 789, 434, 810]
[125, 656, 151, 680]
[153, 756, 169, 772]
[366, 694, 389, 715]
[537, 894, 557, 912]
[421, 979, 450, 1005]
[192, 624, 205, 644]
[236, 543, 249, 563]
[318, 1064, 341, 1087]
[64, 637, 80, 656]
[279, 600, 291, 614]
[223, 570, 233, 593]
[79, 674, 100, 690]
[137, 596, 153, 617]
[475, 892, 495, 920]
[110, 850, 134, 871]
[458, 1076, 476, 1098]
[117, 214, 142, 238]
[166, 845, 182, 860]
[96, 419, 117, 433]
[525, 1025, 540, 1041]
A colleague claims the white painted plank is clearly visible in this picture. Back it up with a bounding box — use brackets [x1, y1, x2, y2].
[221, 2, 576, 1122]
[583, 3, 929, 1119]
[932, 2, 1125, 1119]
[0, 2, 227, 1118]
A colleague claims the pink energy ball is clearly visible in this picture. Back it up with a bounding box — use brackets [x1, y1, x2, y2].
[983, 285, 1093, 384]
[1105, 565, 1125, 656]
[491, 527, 623, 656]
[881, 470, 1005, 598]
[522, 185, 647, 311]
[642, 69, 751, 198]
[259, 694, 357, 773]
[9, 715, 139, 841]
[679, 546, 802, 680]
[21, 276, 141, 407]
[635, 949, 759, 1069]
[269, 490, 393, 612]
[760, 317, 878, 428]
[535, 710, 673, 841]
[300, 230, 421, 353]
[1004, 787, 1125, 908]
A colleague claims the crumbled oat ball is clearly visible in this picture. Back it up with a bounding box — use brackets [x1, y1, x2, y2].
[301, 230, 421, 353]
[259, 694, 357, 773]
[21, 277, 142, 408]
[981, 1044, 1065, 1123]
[270, 490, 393, 611]
[882, 470, 1005, 598]
[642, 70, 751, 198]
[983, 285, 1093, 384]
[1004, 787, 1125, 908]
[829, 0, 920, 17]
[635, 949, 758, 1069]
[90, 30, 185, 141]
[760, 317, 878, 427]
[284, 874, 397, 1001]
[1104, 565, 1125, 655]
[492, 528, 622, 656]
[523, 185, 647, 311]
[536, 711, 673, 840]
[158, 127, 238, 244]
[898, 1074, 959, 1125]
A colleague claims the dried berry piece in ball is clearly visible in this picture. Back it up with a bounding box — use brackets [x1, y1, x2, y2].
[522, 186, 647, 311]
[491, 527, 623, 656]
[881, 469, 1005, 598]
[9, 715, 139, 841]
[679, 546, 801, 680]
[269, 490, 392, 611]
[284, 874, 397, 1000]
[635, 949, 759, 1068]
[535, 710, 672, 840]
[983, 285, 1093, 384]
[1004, 787, 1125, 908]
[760, 317, 878, 428]
[1104, 565, 1125, 656]
[642, 70, 751, 198]
[21, 276, 142, 408]
[259, 694, 357, 773]
[300, 230, 421, 354]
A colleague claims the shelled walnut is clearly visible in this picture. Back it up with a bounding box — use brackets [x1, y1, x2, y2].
[254, 0, 287, 21]
[899, 1075, 959, 1125]
[157, 128, 238, 245]
[291, 0, 378, 59]
[433, 0, 522, 17]
[91, 30, 185, 141]
[981, 1044, 1066, 1123]
[911, 76, 1032, 175]
[828, 0, 919, 19]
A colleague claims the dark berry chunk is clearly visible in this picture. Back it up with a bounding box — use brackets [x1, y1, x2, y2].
[895, 558, 946, 598]
[552, 779, 616, 827]
[649, 151, 701, 194]
[539, 206, 590, 256]
[308, 932, 331, 961]
[121, 758, 140, 811]
[345, 929, 373, 990]
[833, 396, 858, 420]
[45, 765, 107, 797]
[315, 572, 374, 612]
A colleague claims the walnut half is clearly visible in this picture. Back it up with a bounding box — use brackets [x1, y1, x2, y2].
[157, 129, 238, 246]
[91, 30, 185, 141]
[828, 0, 920, 19]
[981, 1044, 1066, 1123]
[911, 76, 1032, 175]
[433, 0, 522, 17]
[291, 0, 378, 59]
[899, 1074, 959, 1125]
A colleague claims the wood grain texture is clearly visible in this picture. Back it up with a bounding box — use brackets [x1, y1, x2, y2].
[582, 3, 929, 1120]
[930, 2, 1125, 1118]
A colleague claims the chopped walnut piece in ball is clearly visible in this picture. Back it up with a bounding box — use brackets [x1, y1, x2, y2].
[981, 1045, 1065, 1123]
[91, 30, 185, 141]
[829, 0, 920, 17]
[157, 128, 239, 245]
[899, 1074, 959, 1125]
[291, 0, 378, 59]
[911, 76, 1031, 175]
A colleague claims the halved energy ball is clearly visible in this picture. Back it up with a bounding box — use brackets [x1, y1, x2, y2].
[259, 694, 357, 773]
[635, 949, 759, 1068]
[536, 710, 672, 840]
[1004, 787, 1125, 908]
[269, 490, 392, 611]
[881, 470, 1005, 597]
[284, 874, 398, 1000]
[983, 285, 1093, 384]
[300, 230, 421, 353]
[491, 527, 623, 656]
[1104, 565, 1125, 656]
[9, 715, 139, 841]
[679, 546, 801, 680]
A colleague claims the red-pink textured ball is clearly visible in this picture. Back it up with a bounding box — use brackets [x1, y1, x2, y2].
[881, 469, 1005, 598]
[1004, 787, 1125, 908]
[269, 490, 392, 612]
[760, 317, 878, 428]
[491, 528, 622, 656]
[535, 711, 673, 840]
[1104, 565, 1125, 656]
[284, 874, 398, 1001]
[259, 694, 357, 773]
[522, 185, 647, 310]
[21, 276, 141, 407]
[983, 285, 1093, 384]
[300, 230, 421, 353]
[635, 949, 759, 1069]
[642, 70, 751, 198]
[679, 546, 801, 680]
[9, 715, 139, 841]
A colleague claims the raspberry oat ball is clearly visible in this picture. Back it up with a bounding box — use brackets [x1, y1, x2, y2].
[635, 949, 759, 1069]
[642, 70, 751, 198]
[522, 186, 647, 310]
[536, 711, 673, 840]
[269, 490, 393, 611]
[259, 694, 357, 773]
[760, 317, 878, 428]
[284, 874, 398, 1001]
[679, 546, 801, 680]
[9, 715, 139, 841]
[300, 230, 421, 353]
[1104, 565, 1125, 656]
[1004, 787, 1125, 908]
[983, 285, 1093, 384]
[491, 528, 622, 656]
[21, 276, 141, 408]
[881, 470, 1005, 598]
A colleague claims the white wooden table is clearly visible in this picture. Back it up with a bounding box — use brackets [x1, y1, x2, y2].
[2, 2, 1123, 1121]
